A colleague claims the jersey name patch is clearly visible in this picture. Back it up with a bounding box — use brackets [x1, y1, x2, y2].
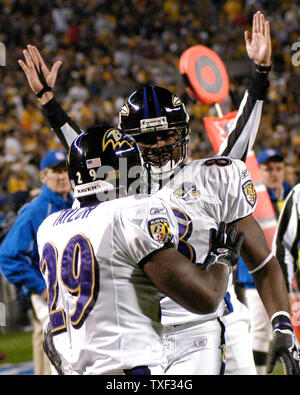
[148, 218, 173, 244]
[242, 181, 257, 207]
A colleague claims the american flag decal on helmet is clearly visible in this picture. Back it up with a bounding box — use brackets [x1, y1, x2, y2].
[86, 158, 101, 169]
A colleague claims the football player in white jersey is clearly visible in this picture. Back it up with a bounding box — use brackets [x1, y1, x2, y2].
[37, 125, 243, 375]
[20, 11, 299, 374]
[117, 84, 300, 375]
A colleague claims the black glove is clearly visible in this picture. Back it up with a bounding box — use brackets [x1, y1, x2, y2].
[267, 314, 300, 375]
[203, 222, 244, 274]
[43, 321, 64, 375]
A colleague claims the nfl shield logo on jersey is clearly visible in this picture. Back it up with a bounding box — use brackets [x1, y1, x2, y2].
[194, 337, 208, 349]
[242, 181, 257, 207]
[148, 218, 173, 244]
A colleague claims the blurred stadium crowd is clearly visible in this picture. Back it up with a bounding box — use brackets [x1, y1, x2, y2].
[0, 0, 299, 223]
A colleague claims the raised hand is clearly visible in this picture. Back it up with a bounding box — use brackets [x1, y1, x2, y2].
[244, 11, 271, 66]
[18, 45, 62, 95]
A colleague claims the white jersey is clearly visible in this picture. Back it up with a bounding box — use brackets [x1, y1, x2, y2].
[37, 194, 179, 375]
[155, 157, 257, 326]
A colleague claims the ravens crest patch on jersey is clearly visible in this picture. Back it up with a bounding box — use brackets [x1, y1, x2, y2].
[148, 218, 173, 244]
[242, 180, 257, 207]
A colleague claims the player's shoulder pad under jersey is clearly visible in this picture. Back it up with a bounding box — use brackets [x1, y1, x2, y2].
[187, 155, 235, 170]
[202, 156, 250, 176]
[226, 158, 257, 209]
[38, 208, 64, 234]
[117, 194, 172, 223]
[202, 156, 233, 167]
[117, 194, 175, 246]
[197, 156, 257, 208]
[190, 156, 246, 179]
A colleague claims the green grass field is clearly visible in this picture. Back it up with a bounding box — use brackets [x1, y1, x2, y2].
[0, 330, 33, 365]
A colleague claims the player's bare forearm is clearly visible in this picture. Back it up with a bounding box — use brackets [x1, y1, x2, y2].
[143, 247, 229, 315]
[236, 214, 290, 317]
[251, 258, 290, 316]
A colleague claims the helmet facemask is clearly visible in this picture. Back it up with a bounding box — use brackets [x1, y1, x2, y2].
[118, 85, 190, 187]
[133, 126, 190, 181]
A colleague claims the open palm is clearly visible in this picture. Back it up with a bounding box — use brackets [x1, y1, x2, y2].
[18, 45, 62, 94]
[245, 11, 271, 66]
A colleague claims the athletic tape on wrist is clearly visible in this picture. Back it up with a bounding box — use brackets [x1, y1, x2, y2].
[255, 63, 272, 73]
[248, 252, 273, 275]
[271, 311, 291, 323]
[36, 86, 52, 98]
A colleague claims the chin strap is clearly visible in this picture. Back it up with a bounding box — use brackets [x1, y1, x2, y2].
[144, 161, 185, 193]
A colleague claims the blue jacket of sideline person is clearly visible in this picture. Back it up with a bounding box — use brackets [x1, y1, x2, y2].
[0, 184, 73, 295]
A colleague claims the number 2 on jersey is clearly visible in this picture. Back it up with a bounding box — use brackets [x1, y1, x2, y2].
[40, 234, 99, 334]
